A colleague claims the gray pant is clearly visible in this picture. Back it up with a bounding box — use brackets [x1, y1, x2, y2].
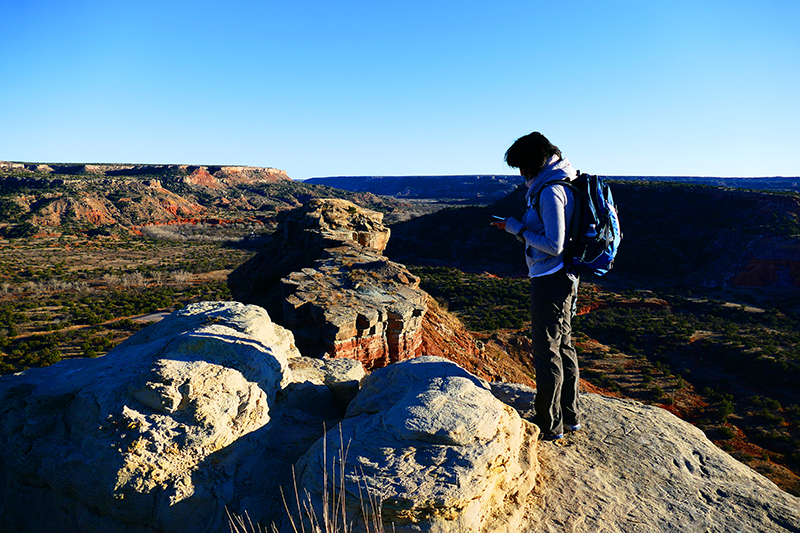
[530, 269, 580, 435]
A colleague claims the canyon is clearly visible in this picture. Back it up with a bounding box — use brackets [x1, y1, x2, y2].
[3, 164, 800, 530]
[1, 198, 798, 532]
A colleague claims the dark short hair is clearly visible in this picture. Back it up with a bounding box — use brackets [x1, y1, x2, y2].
[504, 132, 562, 173]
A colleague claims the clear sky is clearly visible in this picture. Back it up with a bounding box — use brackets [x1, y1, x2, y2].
[1, 0, 798, 179]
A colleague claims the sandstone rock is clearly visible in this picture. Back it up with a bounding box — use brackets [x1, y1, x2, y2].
[229, 199, 426, 368]
[418, 297, 519, 384]
[28, 195, 120, 226]
[291, 357, 540, 533]
[0, 163, 304, 232]
[491, 383, 800, 533]
[227, 355, 369, 529]
[0, 301, 294, 533]
[184, 167, 223, 189]
[3, 299, 799, 533]
[732, 237, 800, 288]
[286, 356, 366, 410]
[229, 199, 392, 310]
[280, 245, 427, 367]
[209, 165, 290, 185]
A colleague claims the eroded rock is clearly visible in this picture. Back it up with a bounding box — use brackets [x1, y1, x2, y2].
[3, 301, 798, 533]
[0, 301, 295, 533]
[492, 383, 800, 533]
[291, 357, 540, 533]
[229, 199, 427, 368]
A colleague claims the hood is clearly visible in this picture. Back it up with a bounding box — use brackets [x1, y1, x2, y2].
[524, 156, 577, 202]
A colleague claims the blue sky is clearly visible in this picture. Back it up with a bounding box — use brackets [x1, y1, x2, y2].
[1, 0, 798, 179]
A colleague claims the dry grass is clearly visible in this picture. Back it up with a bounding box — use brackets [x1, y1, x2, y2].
[228, 425, 389, 533]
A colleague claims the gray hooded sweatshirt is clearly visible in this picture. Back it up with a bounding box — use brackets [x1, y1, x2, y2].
[504, 155, 577, 277]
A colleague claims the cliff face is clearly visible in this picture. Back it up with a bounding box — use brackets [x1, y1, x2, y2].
[0, 162, 403, 235]
[0, 163, 288, 231]
[731, 238, 800, 288]
[0, 162, 291, 182]
[23, 181, 208, 227]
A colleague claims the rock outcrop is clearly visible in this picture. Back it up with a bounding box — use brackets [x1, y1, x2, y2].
[26, 185, 207, 227]
[731, 237, 800, 288]
[291, 357, 540, 533]
[0, 303, 537, 533]
[493, 383, 800, 532]
[229, 198, 429, 369]
[1, 302, 799, 533]
[0, 163, 405, 235]
[0, 302, 297, 533]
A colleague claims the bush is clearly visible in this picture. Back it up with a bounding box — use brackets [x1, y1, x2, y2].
[652, 386, 665, 400]
[719, 399, 735, 422]
[0, 222, 38, 239]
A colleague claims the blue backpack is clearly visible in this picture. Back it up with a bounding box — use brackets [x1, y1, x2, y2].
[538, 172, 622, 276]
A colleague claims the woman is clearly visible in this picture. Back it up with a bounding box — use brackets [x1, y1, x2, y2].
[492, 131, 581, 440]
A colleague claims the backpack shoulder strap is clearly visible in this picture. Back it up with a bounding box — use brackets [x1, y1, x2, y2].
[531, 179, 578, 211]
[533, 178, 583, 262]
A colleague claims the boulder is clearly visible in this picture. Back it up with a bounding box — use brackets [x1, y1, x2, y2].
[285, 356, 367, 410]
[290, 357, 540, 533]
[0, 301, 297, 533]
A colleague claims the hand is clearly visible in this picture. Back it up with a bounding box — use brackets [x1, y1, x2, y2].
[490, 220, 506, 230]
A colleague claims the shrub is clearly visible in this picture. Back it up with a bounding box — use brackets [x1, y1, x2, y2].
[0, 222, 38, 239]
[719, 399, 735, 422]
[652, 386, 665, 400]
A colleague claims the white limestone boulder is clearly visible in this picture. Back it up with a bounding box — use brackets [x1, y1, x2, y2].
[0, 301, 296, 533]
[290, 356, 540, 533]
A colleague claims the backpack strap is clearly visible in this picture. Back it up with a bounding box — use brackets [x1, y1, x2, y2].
[531, 179, 579, 213]
[531, 178, 583, 267]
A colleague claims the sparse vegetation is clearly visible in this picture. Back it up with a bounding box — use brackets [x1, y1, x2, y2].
[0, 233, 244, 374]
[410, 266, 529, 331]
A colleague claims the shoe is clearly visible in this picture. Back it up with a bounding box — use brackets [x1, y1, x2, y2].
[568, 423, 582, 432]
[541, 432, 564, 441]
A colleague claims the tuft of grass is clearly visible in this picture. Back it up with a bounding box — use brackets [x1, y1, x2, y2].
[228, 424, 390, 533]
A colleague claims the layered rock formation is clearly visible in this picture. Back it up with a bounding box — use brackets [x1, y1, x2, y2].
[0, 162, 291, 183]
[229, 198, 430, 369]
[0, 163, 405, 235]
[227, 197, 535, 381]
[731, 237, 800, 288]
[2, 302, 798, 533]
[27, 185, 207, 227]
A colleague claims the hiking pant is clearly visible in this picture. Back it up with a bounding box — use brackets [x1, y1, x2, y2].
[530, 268, 580, 435]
